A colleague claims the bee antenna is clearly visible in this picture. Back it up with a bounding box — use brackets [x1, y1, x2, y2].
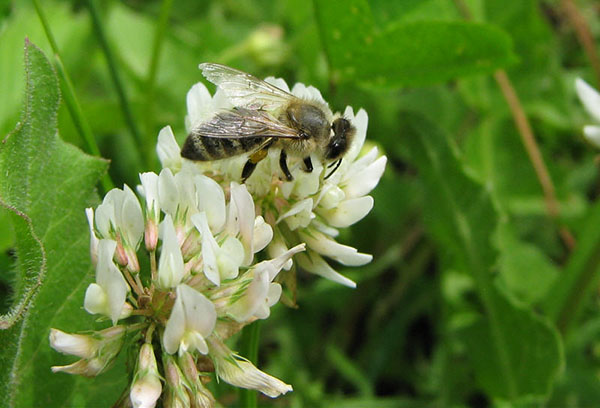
[324, 159, 342, 180]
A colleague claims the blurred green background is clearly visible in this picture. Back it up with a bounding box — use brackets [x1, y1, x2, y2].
[2, 0, 600, 406]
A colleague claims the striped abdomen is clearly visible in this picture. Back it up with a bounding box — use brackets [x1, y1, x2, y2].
[181, 134, 264, 161]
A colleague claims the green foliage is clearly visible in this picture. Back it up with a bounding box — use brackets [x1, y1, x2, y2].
[0, 0, 599, 406]
[314, 0, 516, 87]
[0, 40, 121, 407]
[402, 111, 562, 400]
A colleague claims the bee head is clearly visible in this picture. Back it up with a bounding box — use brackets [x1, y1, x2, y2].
[325, 118, 355, 160]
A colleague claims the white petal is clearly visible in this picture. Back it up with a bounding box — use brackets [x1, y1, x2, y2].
[85, 208, 99, 265]
[296, 252, 356, 288]
[94, 190, 117, 238]
[315, 184, 345, 210]
[229, 183, 255, 265]
[186, 82, 215, 130]
[191, 212, 220, 286]
[253, 216, 273, 253]
[264, 76, 290, 92]
[228, 268, 270, 322]
[83, 283, 108, 316]
[266, 283, 282, 308]
[276, 198, 314, 231]
[139, 172, 160, 220]
[49, 329, 97, 359]
[120, 185, 144, 248]
[163, 288, 187, 355]
[217, 236, 245, 280]
[298, 229, 372, 266]
[267, 231, 292, 271]
[576, 78, 600, 123]
[96, 239, 130, 324]
[158, 168, 178, 218]
[344, 108, 369, 163]
[320, 196, 374, 228]
[255, 243, 305, 282]
[178, 284, 217, 339]
[157, 215, 185, 289]
[343, 153, 387, 198]
[157, 126, 182, 171]
[194, 175, 226, 232]
[584, 125, 600, 149]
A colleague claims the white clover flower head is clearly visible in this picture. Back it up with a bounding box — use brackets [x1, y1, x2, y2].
[180, 75, 386, 288]
[163, 284, 217, 356]
[83, 239, 131, 324]
[575, 78, 600, 148]
[130, 343, 162, 408]
[50, 63, 385, 406]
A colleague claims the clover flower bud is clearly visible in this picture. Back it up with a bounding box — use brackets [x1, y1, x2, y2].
[130, 343, 162, 408]
[178, 352, 215, 408]
[162, 355, 191, 408]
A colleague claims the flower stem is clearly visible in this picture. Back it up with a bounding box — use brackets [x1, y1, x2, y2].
[33, 0, 114, 193]
[86, 0, 148, 168]
[239, 321, 261, 408]
[561, 0, 600, 87]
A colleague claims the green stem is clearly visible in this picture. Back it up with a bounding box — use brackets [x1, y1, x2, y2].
[33, 0, 114, 193]
[87, 0, 148, 168]
[239, 321, 261, 408]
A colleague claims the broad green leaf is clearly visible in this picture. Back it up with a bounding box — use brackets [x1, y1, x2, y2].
[496, 222, 559, 305]
[0, 41, 124, 407]
[313, 0, 515, 87]
[401, 111, 562, 399]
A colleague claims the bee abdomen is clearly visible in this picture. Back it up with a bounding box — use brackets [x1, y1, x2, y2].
[181, 134, 264, 161]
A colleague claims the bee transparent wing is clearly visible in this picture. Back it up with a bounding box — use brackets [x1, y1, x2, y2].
[200, 63, 297, 110]
[190, 108, 301, 139]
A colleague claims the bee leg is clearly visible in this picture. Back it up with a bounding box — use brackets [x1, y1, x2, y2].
[303, 157, 313, 173]
[241, 161, 257, 183]
[279, 150, 293, 181]
[241, 139, 273, 182]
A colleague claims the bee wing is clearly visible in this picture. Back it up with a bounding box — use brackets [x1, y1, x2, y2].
[190, 108, 301, 139]
[200, 63, 297, 110]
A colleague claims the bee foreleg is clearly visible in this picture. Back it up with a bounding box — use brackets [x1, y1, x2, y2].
[303, 157, 313, 173]
[279, 150, 293, 181]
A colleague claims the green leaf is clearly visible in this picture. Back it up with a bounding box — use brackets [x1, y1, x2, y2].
[0, 40, 123, 407]
[496, 221, 559, 305]
[313, 0, 516, 87]
[401, 111, 562, 400]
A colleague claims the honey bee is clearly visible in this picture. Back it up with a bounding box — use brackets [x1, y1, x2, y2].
[181, 63, 355, 182]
